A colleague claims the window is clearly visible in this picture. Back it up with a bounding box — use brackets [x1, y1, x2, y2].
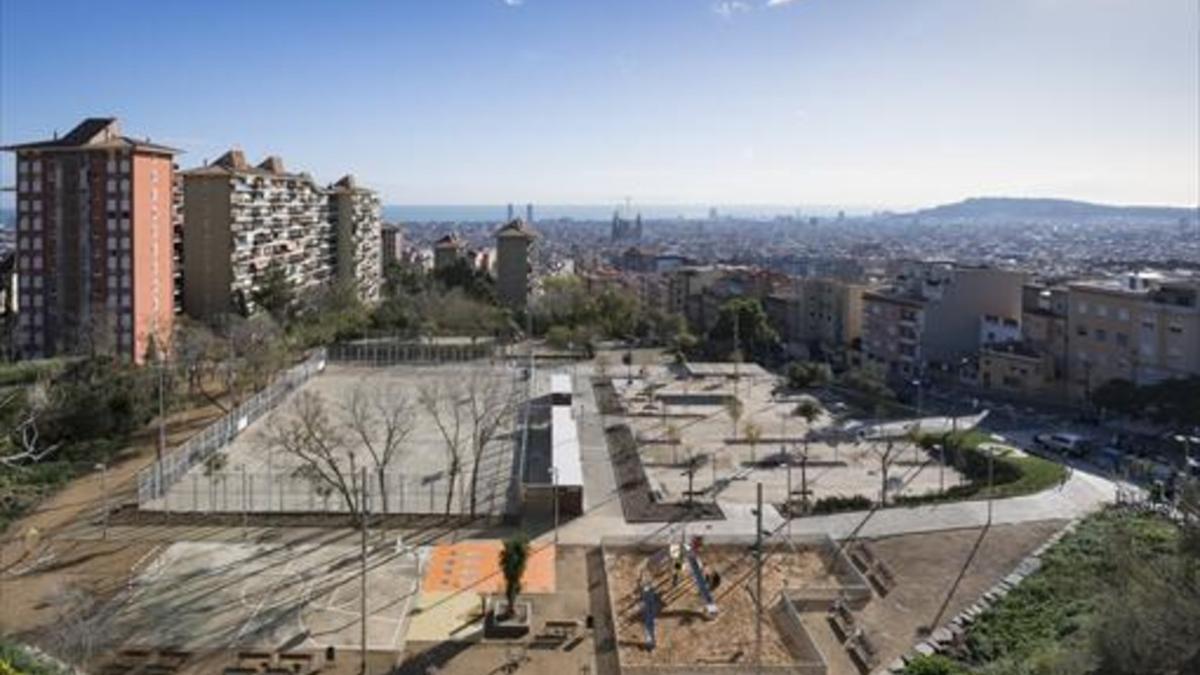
[1076, 325, 1088, 337]
[1115, 332, 1129, 347]
[1077, 301, 1088, 314]
[1118, 308, 1130, 321]
[1094, 328, 1107, 342]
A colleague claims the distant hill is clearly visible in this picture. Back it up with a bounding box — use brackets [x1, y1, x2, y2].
[903, 197, 1196, 223]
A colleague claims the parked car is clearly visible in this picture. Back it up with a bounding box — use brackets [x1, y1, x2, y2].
[1034, 432, 1093, 456]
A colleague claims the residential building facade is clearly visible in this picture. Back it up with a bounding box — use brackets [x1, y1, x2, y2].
[181, 151, 334, 319]
[1066, 273, 1200, 400]
[863, 262, 1026, 377]
[4, 118, 177, 362]
[328, 175, 383, 303]
[495, 219, 536, 310]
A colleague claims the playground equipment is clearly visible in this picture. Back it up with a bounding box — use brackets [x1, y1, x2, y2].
[641, 583, 661, 651]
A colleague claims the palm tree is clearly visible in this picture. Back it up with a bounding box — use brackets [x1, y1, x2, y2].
[499, 533, 530, 619]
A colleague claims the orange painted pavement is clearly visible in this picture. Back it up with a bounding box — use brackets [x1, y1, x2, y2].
[421, 541, 555, 594]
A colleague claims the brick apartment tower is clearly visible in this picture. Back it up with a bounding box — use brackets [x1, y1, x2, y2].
[3, 118, 177, 363]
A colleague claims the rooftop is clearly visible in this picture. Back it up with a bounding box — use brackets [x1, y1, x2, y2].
[3, 117, 180, 155]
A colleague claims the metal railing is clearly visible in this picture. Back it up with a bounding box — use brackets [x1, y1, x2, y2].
[136, 349, 328, 505]
[139, 469, 509, 517]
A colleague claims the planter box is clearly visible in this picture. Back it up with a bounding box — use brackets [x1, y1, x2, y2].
[486, 598, 532, 639]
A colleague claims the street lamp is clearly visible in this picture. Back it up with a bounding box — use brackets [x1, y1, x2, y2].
[94, 462, 109, 540]
[551, 466, 559, 546]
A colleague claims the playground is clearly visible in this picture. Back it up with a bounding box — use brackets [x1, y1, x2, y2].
[603, 535, 851, 671]
[611, 364, 970, 507]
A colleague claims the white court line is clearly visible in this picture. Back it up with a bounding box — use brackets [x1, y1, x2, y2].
[231, 557, 296, 646]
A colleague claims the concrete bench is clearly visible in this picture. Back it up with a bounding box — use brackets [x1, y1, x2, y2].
[846, 632, 879, 673]
[544, 619, 580, 638]
[827, 601, 857, 641]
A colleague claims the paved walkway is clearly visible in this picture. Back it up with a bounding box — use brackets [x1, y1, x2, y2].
[546, 384, 1131, 546]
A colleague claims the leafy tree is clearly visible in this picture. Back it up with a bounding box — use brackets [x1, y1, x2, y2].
[432, 257, 496, 303]
[705, 298, 780, 363]
[499, 533, 530, 618]
[785, 361, 832, 389]
[250, 261, 296, 321]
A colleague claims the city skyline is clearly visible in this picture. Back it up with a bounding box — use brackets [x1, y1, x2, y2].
[1, 0, 1197, 209]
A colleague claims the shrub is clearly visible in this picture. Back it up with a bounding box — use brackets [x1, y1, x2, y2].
[811, 494, 872, 514]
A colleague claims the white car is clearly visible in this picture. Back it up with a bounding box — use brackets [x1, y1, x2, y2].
[1034, 432, 1091, 456]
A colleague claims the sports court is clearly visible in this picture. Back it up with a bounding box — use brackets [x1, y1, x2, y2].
[109, 539, 421, 652]
[149, 362, 528, 516]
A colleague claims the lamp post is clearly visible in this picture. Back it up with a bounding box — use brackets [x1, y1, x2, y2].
[95, 462, 109, 540]
[551, 466, 559, 546]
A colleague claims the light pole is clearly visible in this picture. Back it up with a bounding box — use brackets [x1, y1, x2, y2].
[95, 462, 109, 540]
[551, 466, 559, 546]
[986, 444, 995, 526]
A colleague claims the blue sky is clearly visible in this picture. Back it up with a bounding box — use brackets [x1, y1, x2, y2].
[1, 0, 1196, 209]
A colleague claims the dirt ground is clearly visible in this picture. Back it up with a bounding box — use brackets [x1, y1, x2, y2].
[606, 545, 838, 668]
[0, 401, 226, 637]
[857, 519, 1068, 666]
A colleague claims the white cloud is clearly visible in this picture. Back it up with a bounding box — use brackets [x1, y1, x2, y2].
[502, 0, 523, 6]
[766, 0, 800, 6]
[713, 1, 750, 18]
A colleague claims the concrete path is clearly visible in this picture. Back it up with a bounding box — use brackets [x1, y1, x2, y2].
[547, 423, 1129, 546]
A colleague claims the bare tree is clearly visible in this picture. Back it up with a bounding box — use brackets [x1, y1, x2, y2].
[726, 396, 744, 440]
[420, 380, 467, 515]
[262, 391, 362, 518]
[462, 370, 517, 516]
[744, 420, 762, 464]
[0, 381, 61, 468]
[343, 382, 416, 513]
[871, 439, 904, 506]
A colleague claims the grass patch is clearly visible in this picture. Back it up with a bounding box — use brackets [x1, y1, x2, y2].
[895, 431, 1067, 506]
[945, 508, 1196, 672]
[0, 639, 70, 675]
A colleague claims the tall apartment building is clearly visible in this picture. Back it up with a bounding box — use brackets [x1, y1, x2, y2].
[328, 175, 383, 303]
[1066, 272, 1200, 400]
[181, 151, 334, 319]
[381, 224, 405, 268]
[433, 234, 465, 271]
[862, 262, 1026, 377]
[3, 118, 177, 362]
[495, 219, 536, 310]
[766, 278, 868, 363]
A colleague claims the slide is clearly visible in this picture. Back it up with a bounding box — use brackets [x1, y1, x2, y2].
[685, 550, 719, 617]
[641, 585, 661, 651]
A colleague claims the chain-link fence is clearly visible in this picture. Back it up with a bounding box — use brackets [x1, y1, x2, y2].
[327, 335, 507, 365]
[136, 349, 328, 506]
[139, 469, 508, 516]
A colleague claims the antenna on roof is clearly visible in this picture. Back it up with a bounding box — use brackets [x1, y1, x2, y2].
[53, 130, 58, 140]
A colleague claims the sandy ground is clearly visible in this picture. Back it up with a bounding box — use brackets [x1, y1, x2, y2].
[0, 401, 228, 636]
[606, 545, 838, 668]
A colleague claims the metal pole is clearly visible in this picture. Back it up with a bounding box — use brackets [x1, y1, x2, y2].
[96, 463, 109, 540]
[987, 445, 995, 525]
[241, 465, 247, 539]
[552, 467, 559, 546]
[157, 353, 167, 463]
[754, 482, 763, 675]
[361, 466, 369, 675]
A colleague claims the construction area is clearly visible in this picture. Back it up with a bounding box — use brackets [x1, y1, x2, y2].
[610, 363, 971, 508]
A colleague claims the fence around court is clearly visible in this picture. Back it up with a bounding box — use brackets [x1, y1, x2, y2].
[136, 349, 328, 506]
[327, 334, 507, 365]
[142, 469, 508, 517]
